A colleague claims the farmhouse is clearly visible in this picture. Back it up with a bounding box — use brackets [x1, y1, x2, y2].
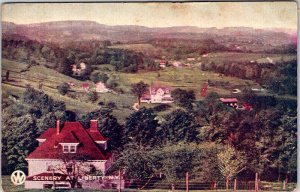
[220, 98, 238, 108]
[159, 60, 167, 68]
[172, 61, 183, 68]
[187, 57, 196, 61]
[95, 82, 110, 93]
[71, 62, 87, 76]
[25, 120, 119, 189]
[141, 85, 174, 104]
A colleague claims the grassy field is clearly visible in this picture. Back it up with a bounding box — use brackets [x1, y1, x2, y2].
[108, 67, 259, 98]
[2, 59, 135, 122]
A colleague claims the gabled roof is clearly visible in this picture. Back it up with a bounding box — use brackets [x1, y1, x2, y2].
[37, 129, 56, 140]
[87, 128, 109, 141]
[60, 131, 79, 143]
[27, 122, 110, 160]
[82, 83, 89, 88]
[220, 98, 238, 103]
[150, 85, 172, 95]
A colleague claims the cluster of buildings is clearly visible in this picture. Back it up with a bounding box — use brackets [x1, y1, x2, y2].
[219, 97, 253, 111]
[141, 85, 174, 104]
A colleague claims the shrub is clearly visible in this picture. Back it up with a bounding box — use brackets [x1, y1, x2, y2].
[87, 91, 98, 103]
[106, 79, 118, 89]
[106, 102, 116, 109]
[153, 104, 171, 112]
[90, 72, 109, 83]
[57, 83, 70, 95]
[98, 101, 105, 106]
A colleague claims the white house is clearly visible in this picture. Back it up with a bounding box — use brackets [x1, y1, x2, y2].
[172, 61, 183, 68]
[95, 82, 110, 93]
[25, 120, 121, 190]
[159, 60, 167, 68]
[187, 57, 196, 61]
[141, 85, 174, 104]
[71, 63, 87, 76]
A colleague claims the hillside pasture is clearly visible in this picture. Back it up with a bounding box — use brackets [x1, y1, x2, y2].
[113, 67, 259, 98]
[2, 59, 135, 121]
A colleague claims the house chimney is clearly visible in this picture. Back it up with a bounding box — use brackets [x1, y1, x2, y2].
[56, 120, 60, 135]
[90, 120, 98, 132]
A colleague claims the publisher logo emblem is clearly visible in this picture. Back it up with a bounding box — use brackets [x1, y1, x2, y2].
[11, 170, 26, 185]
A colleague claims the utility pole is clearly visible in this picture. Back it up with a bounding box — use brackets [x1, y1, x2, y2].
[234, 179, 237, 192]
[118, 170, 121, 192]
[186, 172, 189, 192]
[255, 172, 259, 192]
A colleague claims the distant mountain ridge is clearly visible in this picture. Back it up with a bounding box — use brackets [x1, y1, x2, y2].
[2, 20, 296, 46]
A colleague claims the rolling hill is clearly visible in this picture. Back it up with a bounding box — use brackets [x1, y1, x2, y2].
[2, 20, 296, 47]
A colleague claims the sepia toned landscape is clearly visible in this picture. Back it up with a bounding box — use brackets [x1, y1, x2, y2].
[1, 2, 297, 191]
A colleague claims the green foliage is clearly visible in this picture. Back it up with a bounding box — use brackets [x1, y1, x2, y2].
[158, 109, 200, 144]
[131, 81, 149, 105]
[87, 91, 98, 103]
[2, 87, 70, 174]
[124, 107, 158, 146]
[151, 144, 196, 183]
[57, 83, 70, 95]
[2, 115, 38, 173]
[90, 72, 109, 83]
[106, 78, 118, 89]
[217, 145, 246, 179]
[58, 58, 73, 76]
[265, 60, 297, 96]
[171, 88, 195, 109]
[78, 109, 123, 150]
[23, 86, 66, 115]
[111, 144, 155, 179]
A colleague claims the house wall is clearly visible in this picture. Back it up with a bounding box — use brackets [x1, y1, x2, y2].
[27, 159, 109, 176]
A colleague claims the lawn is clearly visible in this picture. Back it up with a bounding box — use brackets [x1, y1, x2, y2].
[115, 67, 258, 98]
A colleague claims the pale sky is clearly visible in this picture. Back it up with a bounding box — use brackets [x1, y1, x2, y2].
[1, 2, 298, 29]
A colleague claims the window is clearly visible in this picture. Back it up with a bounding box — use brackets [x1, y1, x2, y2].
[62, 145, 77, 153]
[63, 146, 69, 153]
[70, 146, 76, 153]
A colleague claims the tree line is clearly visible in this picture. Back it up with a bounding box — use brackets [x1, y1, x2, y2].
[201, 60, 297, 96]
[2, 34, 158, 80]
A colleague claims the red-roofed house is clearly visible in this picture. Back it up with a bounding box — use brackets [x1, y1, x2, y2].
[82, 83, 90, 92]
[141, 85, 174, 104]
[25, 120, 115, 189]
[220, 98, 238, 108]
[159, 60, 167, 68]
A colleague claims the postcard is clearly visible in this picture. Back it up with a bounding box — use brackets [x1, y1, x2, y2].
[1, 2, 297, 191]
